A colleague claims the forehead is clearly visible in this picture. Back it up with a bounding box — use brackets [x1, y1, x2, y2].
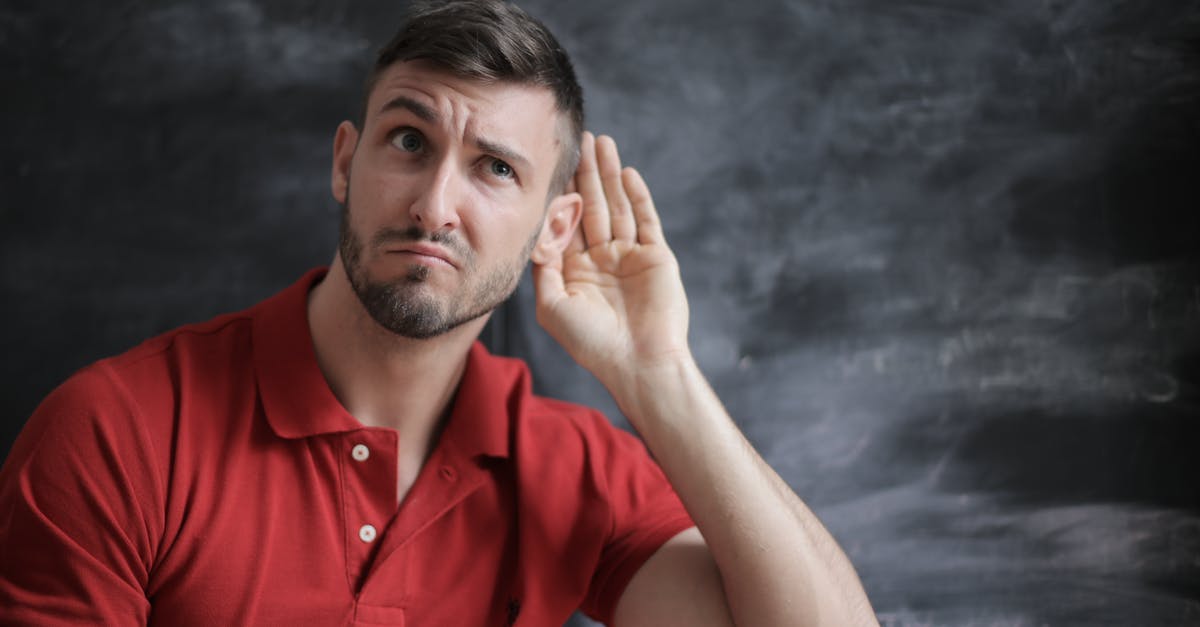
[365, 62, 562, 160]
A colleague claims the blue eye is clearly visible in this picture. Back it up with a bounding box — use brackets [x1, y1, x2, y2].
[490, 159, 513, 179]
[392, 130, 423, 153]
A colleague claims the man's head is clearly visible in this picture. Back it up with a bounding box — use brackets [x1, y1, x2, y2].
[330, 0, 585, 340]
[363, 0, 584, 197]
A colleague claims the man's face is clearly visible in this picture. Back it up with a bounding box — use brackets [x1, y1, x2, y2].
[331, 61, 567, 338]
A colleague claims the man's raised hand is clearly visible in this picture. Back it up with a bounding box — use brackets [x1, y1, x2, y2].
[531, 132, 691, 389]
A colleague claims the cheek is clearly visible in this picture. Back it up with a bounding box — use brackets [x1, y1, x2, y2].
[347, 171, 422, 232]
[352, 166, 409, 203]
[465, 190, 543, 236]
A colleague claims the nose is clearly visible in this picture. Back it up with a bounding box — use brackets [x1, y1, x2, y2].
[409, 158, 462, 232]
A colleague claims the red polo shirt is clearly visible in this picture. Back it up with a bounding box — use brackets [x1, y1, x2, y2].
[0, 269, 694, 626]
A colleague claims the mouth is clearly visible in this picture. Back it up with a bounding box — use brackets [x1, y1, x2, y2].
[385, 243, 457, 269]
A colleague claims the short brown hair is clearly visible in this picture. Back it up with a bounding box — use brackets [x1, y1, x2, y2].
[364, 0, 584, 197]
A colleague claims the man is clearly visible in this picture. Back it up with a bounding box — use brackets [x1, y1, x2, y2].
[0, 1, 876, 625]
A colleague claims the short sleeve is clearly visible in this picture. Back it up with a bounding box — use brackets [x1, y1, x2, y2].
[578, 418, 695, 625]
[0, 364, 161, 625]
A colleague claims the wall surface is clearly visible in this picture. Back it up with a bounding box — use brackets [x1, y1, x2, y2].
[3, 1, 1199, 625]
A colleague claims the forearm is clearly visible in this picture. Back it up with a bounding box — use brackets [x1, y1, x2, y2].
[606, 354, 877, 627]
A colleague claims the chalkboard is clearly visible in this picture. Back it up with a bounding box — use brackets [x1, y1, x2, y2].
[3, 1, 1198, 625]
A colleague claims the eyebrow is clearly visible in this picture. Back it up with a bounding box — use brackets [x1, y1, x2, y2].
[475, 136, 531, 171]
[379, 96, 438, 123]
[377, 95, 533, 171]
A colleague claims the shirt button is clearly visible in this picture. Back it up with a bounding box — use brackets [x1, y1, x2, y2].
[351, 444, 370, 462]
[359, 524, 377, 543]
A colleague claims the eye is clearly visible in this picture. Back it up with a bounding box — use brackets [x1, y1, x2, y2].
[489, 159, 514, 180]
[391, 129, 424, 153]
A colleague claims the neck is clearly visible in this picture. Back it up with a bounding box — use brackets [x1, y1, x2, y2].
[306, 257, 488, 451]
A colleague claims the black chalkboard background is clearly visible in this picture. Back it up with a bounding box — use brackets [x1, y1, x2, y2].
[3, 1, 1199, 625]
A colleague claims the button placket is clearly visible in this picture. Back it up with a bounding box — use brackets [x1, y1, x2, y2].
[343, 433, 395, 591]
[350, 442, 377, 546]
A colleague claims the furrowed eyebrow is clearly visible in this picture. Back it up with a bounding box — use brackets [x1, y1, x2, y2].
[378, 96, 438, 123]
[475, 137, 531, 172]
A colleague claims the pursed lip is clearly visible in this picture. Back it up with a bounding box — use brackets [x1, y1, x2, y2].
[386, 243, 458, 269]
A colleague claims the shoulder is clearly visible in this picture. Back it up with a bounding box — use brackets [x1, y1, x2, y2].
[507, 368, 661, 502]
[101, 310, 256, 418]
[108, 308, 255, 378]
[8, 308, 257, 473]
[521, 394, 641, 458]
[465, 346, 639, 456]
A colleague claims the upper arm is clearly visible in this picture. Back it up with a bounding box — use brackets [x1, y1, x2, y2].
[612, 527, 735, 627]
[0, 367, 157, 625]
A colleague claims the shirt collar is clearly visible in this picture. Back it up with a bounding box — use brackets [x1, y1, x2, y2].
[252, 267, 518, 461]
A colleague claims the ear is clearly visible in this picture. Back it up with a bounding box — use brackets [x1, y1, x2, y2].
[530, 192, 582, 265]
[331, 121, 359, 204]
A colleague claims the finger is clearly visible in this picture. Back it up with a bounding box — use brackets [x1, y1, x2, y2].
[596, 135, 636, 244]
[622, 167, 666, 245]
[574, 131, 611, 247]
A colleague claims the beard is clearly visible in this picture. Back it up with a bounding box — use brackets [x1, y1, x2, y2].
[338, 195, 540, 339]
